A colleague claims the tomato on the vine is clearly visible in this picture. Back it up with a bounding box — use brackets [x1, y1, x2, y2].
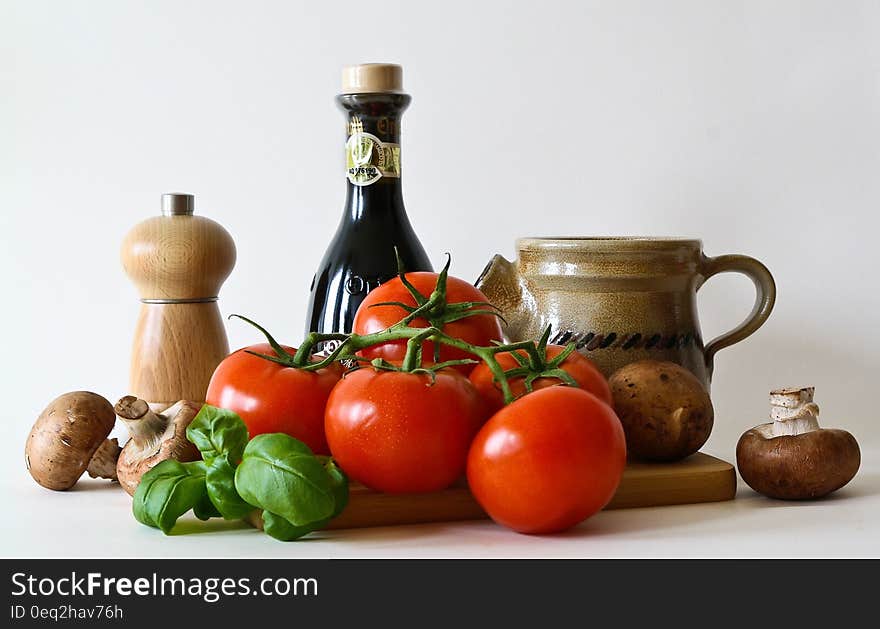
[352, 271, 502, 374]
[325, 367, 488, 493]
[469, 344, 612, 413]
[467, 386, 626, 534]
[206, 343, 342, 454]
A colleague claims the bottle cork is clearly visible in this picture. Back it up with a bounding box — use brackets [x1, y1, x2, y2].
[342, 63, 404, 94]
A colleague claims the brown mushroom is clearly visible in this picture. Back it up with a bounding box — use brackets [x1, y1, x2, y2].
[25, 391, 122, 490]
[608, 360, 714, 461]
[114, 396, 202, 496]
[737, 387, 860, 500]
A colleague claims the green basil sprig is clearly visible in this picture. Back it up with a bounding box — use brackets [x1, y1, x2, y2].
[260, 457, 350, 541]
[133, 460, 216, 533]
[234, 435, 350, 540]
[186, 405, 249, 464]
[132, 405, 348, 541]
[206, 454, 254, 520]
[235, 434, 335, 526]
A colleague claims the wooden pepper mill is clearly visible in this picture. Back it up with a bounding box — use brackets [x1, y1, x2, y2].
[121, 193, 236, 405]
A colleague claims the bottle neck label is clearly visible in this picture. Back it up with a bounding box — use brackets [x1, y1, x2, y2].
[345, 117, 401, 186]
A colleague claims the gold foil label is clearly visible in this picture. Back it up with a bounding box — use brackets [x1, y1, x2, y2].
[346, 117, 400, 186]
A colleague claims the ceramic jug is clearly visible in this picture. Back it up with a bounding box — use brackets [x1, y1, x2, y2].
[476, 238, 775, 390]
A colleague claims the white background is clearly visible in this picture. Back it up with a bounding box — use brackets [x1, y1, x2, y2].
[1, 0, 878, 557]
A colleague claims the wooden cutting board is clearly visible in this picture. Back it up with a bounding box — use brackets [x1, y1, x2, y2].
[249, 452, 736, 531]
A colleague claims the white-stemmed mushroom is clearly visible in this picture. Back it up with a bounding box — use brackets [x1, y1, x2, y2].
[114, 396, 202, 496]
[736, 387, 860, 500]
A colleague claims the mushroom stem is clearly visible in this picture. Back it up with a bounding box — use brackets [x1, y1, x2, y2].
[764, 387, 820, 437]
[114, 395, 169, 450]
[86, 438, 121, 480]
[114, 397, 202, 496]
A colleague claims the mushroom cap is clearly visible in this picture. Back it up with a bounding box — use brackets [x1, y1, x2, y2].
[116, 399, 201, 496]
[609, 360, 713, 461]
[25, 391, 116, 490]
[736, 425, 860, 500]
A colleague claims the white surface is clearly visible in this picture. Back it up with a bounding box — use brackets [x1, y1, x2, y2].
[2, 445, 877, 558]
[2, 0, 879, 557]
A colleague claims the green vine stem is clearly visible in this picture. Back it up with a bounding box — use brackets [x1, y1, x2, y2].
[233, 313, 571, 406]
[491, 326, 580, 392]
[230, 256, 578, 406]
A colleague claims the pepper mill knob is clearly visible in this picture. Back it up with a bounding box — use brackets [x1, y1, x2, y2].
[121, 193, 236, 404]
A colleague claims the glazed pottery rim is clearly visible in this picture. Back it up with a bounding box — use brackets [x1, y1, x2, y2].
[517, 237, 703, 251]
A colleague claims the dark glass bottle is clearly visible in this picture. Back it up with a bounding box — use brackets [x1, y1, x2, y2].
[305, 64, 432, 339]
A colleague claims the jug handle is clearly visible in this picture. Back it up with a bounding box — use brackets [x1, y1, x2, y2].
[698, 254, 776, 374]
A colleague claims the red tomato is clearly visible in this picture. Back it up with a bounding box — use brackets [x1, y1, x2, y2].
[467, 386, 626, 534]
[206, 343, 342, 454]
[325, 368, 488, 493]
[352, 272, 503, 374]
[469, 344, 612, 413]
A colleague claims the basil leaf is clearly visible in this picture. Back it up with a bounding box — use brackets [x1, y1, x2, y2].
[186, 405, 249, 464]
[206, 454, 254, 520]
[193, 491, 222, 521]
[243, 431, 313, 459]
[324, 458, 349, 519]
[261, 510, 325, 542]
[133, 460, 209, 534]
[260, 459, 349, 541]
[234, 434, 336, 527]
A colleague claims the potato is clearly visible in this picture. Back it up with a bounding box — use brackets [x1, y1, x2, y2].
[608, 360, 713, 461]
